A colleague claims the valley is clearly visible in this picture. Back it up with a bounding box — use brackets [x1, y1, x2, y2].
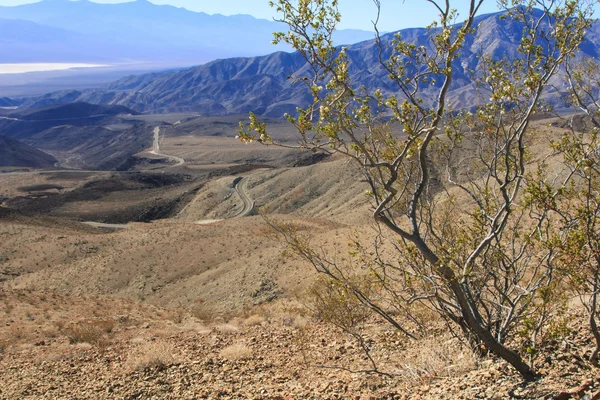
[0, 109, 372, 343]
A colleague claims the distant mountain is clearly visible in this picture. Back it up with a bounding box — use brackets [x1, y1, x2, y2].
[0, 103, 152, 170]
[0, 97, 19, 107]
[0, 135, 57, 168]
[0, 18, 129, 63]
[0, 0, 375, 64]
[12, 102, 138, 121]
[20, 9, 600, 116]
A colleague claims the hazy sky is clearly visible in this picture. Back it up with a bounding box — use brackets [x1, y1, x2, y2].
[0, 0, 506, 31]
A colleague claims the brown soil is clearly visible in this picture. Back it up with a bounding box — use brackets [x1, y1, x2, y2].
[1, 116, 598, 398]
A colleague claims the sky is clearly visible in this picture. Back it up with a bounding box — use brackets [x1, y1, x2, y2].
[0, 0, 505, 31]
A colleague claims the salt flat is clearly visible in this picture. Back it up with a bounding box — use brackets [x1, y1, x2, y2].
[0, 63, 109, 74]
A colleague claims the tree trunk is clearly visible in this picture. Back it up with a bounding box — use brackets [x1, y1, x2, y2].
[410, 236, 537, 379]
[449, 280, 539, 380]
[589, 288, 600, 366]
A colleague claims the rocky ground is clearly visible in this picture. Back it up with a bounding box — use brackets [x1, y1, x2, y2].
[1, 289, 599, 399]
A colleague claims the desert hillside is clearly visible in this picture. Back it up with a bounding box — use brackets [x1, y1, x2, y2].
[0, 135, 56, 168]
[2, 114, 600, 398]
[3, 0, 600, 396]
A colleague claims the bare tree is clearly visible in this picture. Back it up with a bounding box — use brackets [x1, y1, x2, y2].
[239, 0, 593, 379]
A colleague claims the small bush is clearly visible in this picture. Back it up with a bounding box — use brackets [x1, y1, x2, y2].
[63, 319, 115, 345]
[128, 342, 176, 371]
[190, 299, 217, 323]
[243, 314, 265, 326]
[215, 324, 239, 334]
[220, 343, 252, 361]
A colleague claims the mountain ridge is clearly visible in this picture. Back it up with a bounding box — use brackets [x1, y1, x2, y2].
[0, 103, 151, 170]
[18, 9, 600, 116]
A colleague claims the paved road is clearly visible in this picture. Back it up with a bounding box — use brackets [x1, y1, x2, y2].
[179, 176, 256, 224]
[149, 127, 185, 167]
[82, 221, 128, 230]
[234, 177, 255, 217]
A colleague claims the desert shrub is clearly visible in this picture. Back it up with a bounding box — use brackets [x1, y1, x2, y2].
[220, 343, 252, 361]
[190, 298, 217, 323]
[308, 276, 371, 333]
[238, 0, 594, 379]
[127, 342, 176, 371]
[63, 319, 115, 345]
[214, 324, 239, 334]
[1, 325, 34, 350]
[169, 309, 186, 324]
[243, 314, 266, 326]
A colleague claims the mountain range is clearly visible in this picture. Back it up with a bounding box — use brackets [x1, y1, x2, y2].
[16, 9, 600, 116]
[0, 0, 375, 65]
[0, 97, 19, 107]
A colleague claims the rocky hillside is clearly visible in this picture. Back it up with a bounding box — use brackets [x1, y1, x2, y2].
[19, 9, 600, 116]
[0, 97, 19, 107]
[0, 103, 151, 170]
[0, 135, 56, 168]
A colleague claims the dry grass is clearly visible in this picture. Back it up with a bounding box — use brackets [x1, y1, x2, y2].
[130, 337, 147, 345]
[0, 324, 36, 352]
[395, 335, 478, 383]
[290, 315, 309, 328]
[127, 341, 177, 371]
[63, 319, 115, 345]
[214, 323, 239, 334]
[35, 343, 92, 365]
[190, 299, 217, 323]
[220, 343, 253, 361]
[243, 314, 265, 326]
[246, 298, 310, 327]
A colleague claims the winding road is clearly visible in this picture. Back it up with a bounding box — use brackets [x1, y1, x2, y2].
[234, 177, 255, 217]
[150, 127, 185, 167]
[178, 176, 255, 224]
[82, 221, 129, 230]
[2, 125, 254, 230]
[85, 176, 254, 230]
